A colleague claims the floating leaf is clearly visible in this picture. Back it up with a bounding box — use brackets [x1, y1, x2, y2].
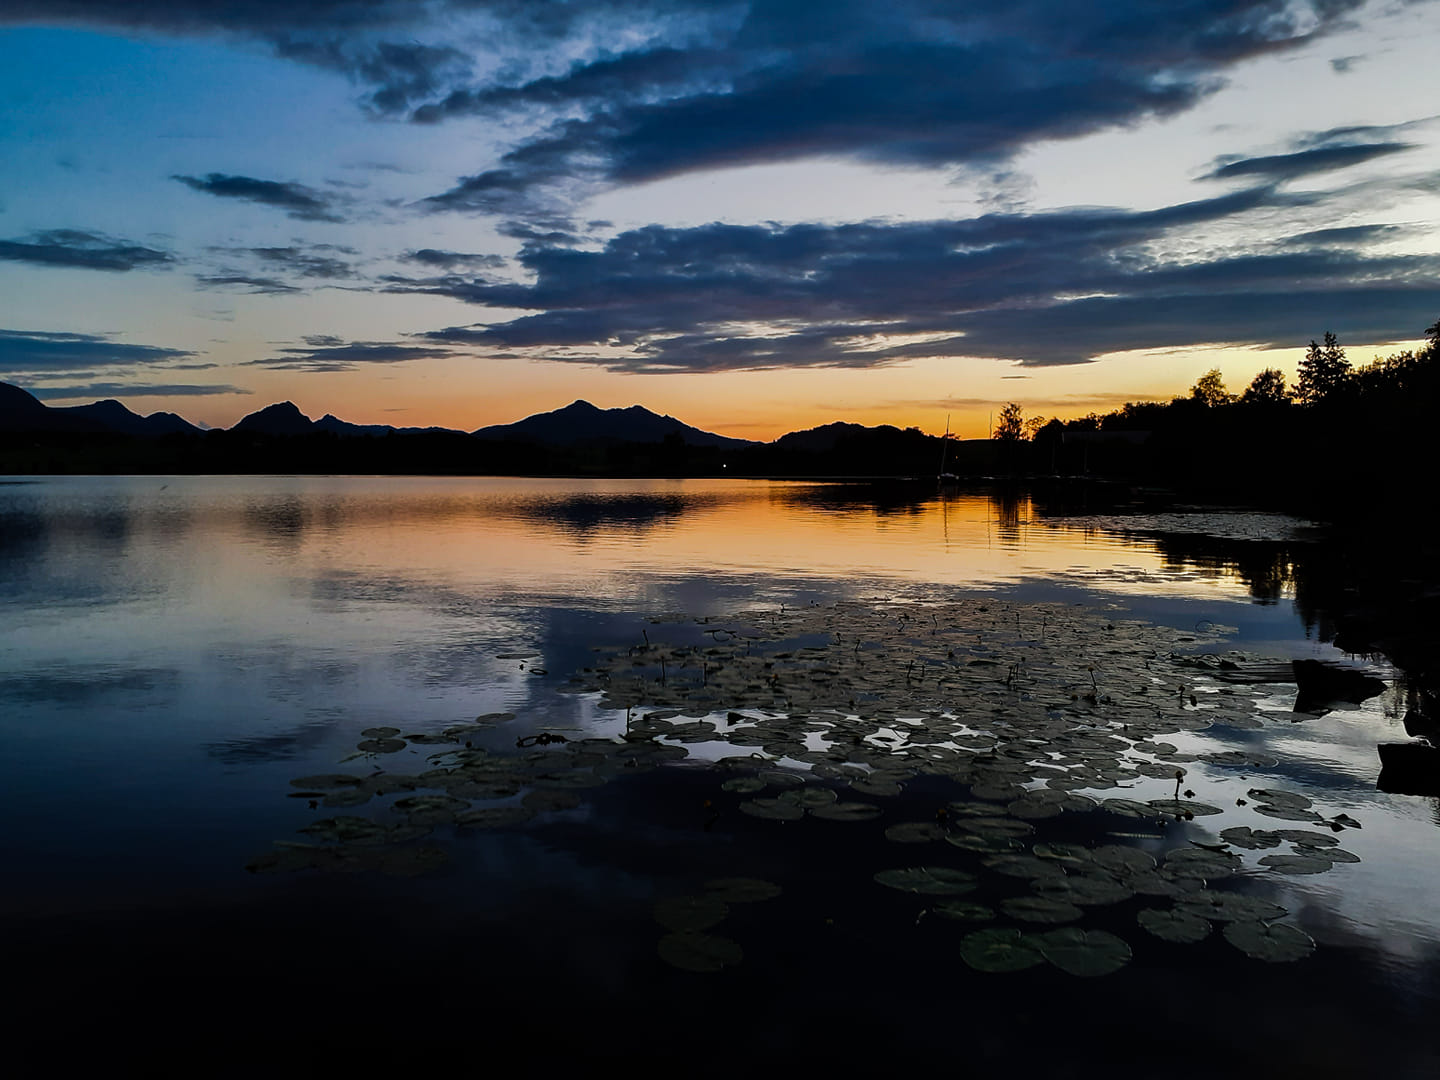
[360, 726, 400, 738]
[960, 929, 1046, 973]
[356, 738, 406, 755]
[1252, 804, 1321, 823]
[1036, 928, 1132, 977]
[658, 933, 743, 973]
[1137, 908, 1211, 944]
[1258, 854, 1332, 875]
[777, 787, 839, 809]
[874, 867, 977, 895]
[1223, 920, 1314, 962]
[810, 801, 882, 822]
[654, 895, 729, 933]
[1100, 798, 1158, 820]
[739, 798, 805, 821]
[983, 854, 1066, 881]
[885, 822, 946, 843]
[1091, 845, 1157, 877]
[1175, 891, 1286, 923]
[455, 806, 534, 829]
[932, 900, 995, 922]
[1272, 829, 1338, 847]
[1148, 798, 1223, 817]
[1038, 874, 1134, 906]
[1001, 896, 1083, 924]
[1219, 826, 1281, 850]
[1247, 788, 1312, 810]
[720, 777, 766, 794]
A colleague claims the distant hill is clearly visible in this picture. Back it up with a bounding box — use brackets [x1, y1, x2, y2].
[56, 399, 200, 437]
[0, 382, 198, 436]
[473, 399, 754, 448]
[231, 401, 317, 436]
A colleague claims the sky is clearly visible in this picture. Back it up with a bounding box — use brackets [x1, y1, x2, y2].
[2, 0, 1439, 440]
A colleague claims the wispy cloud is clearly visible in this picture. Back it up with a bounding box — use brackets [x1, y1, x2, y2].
[244, 338, 455, 373]
[0, 229, 173, 271]
[0, 328, 192, 372]
[173, 173, 347, 222]
[30, 382, 248, 399]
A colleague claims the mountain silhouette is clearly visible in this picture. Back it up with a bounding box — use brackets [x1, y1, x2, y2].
[0, 382, 197, 435]
[473, 399, 753, 448]
[57, 399, 199, 436]
[231, 401, 317, 436]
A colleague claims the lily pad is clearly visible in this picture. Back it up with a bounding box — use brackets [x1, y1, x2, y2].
[1175, 891, 1286, 923]
[720, 777, 766, 794]
[654, 895, 729, 933]
[885, 821, 946, 843]
[810, 801, 883, 822]
[658, 932, 743, 973]
[356, 738, 406, 755]
[739, 798, 805, 821]
[1137, 908, 1211, 943]
[874, 866, 977, 895]
[1258, 854, 1333, 875]
[1219, 826, 1281, 850]
[960, 929, 1046, 973]
[1036, 928, 1132, 977]
[1223, 920, 1315, 962]
[1148, 798, 1224, 817]
[360, 726, 400, 738]
[1037, 874, 1134, 906]
[455, 806, 535, 829]
[1001, 896, 1083, 924]
[777, 787, 839, 809]
[932, 900, 995, 922]
[1091, 845, 1157, 877]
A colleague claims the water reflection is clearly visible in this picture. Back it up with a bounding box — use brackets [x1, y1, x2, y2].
[2, 474, 1439, 1072]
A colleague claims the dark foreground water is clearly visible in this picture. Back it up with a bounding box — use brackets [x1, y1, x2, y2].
[2, 476, 1435, 1076]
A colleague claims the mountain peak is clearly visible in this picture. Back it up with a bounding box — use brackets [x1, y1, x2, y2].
[472, 400, 752, 449]
[232, 400, 315, 435]
[0, 381, 46, 413]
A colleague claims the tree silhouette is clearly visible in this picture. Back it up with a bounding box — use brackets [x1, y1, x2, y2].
[1189, 368, 1232, 406]
[994, 402, 1024, 441]
[1297, 331, 1349, 404]
[1240, 367, 1290, 406]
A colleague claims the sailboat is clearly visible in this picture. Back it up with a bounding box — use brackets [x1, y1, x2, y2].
[937, 414, 959, 489]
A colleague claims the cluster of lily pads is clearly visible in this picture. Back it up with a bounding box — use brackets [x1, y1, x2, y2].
[251, 598, 1364, 974]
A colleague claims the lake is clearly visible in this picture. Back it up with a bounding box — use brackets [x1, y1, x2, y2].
[2, 475, 1436, 1075]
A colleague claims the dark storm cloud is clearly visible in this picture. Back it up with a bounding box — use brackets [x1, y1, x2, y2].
[30, 382, 247, 399]
[0, 328, 192, 371]
[0, 229, 173, 271]
[405, 181, 1440, 371]
[1202, 142, 1415, 181]
[172, 173, 346, 222]
[245, 339, 455, 372]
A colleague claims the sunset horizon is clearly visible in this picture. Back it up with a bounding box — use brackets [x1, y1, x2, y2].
[4, 1, 1439, 442]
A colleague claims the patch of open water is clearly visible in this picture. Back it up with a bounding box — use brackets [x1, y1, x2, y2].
[1, 475, 1433, 1075]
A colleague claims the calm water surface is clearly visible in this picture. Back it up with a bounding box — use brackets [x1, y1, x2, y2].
[3, 475, 1435, 1074]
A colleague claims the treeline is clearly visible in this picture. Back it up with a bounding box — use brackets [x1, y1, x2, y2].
[994, 320, 1440, 512]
